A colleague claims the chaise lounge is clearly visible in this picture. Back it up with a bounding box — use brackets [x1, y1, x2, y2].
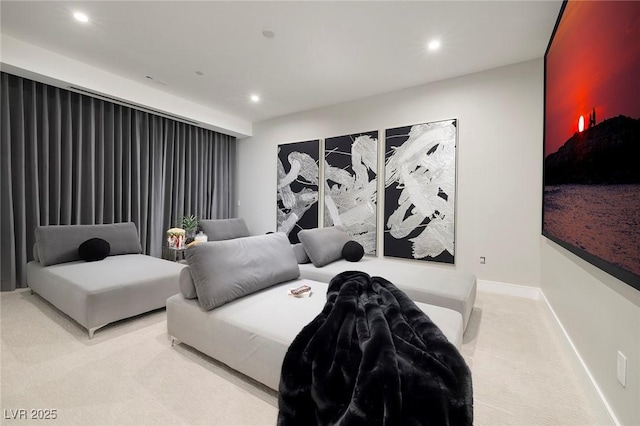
[167, 232, 465, 390]
[26, 222, 186, 338]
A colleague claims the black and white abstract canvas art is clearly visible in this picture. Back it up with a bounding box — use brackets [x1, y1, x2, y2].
[277, 140, 319, 244]
[324, 131, 378, 254]
[384, 119, 457, 263]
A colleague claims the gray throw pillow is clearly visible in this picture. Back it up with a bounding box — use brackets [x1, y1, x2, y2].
[292, 243, 310, 264]
[298, 226, 351, 267]
[185, 233, 300, 310]
[198, 218, 250, 241]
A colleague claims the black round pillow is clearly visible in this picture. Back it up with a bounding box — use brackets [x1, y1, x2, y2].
[78, 238, 111, 262]
[342, 240, 364, 262]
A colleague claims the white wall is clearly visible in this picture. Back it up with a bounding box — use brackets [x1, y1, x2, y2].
[542, 240, 640, 426]
[238, 59, 544, 287]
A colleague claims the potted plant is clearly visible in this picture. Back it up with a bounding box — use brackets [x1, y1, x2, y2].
[181, 215, 199, 240]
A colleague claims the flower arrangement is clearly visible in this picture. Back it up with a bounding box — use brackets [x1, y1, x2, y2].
[167, 227, 186, 249]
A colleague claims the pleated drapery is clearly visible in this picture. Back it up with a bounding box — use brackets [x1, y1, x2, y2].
[0, 73, 237, 291]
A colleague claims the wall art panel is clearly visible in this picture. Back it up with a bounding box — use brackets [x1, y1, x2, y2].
[384, 119, 457, 263]
[324, 131, 378, 254]
[277, 140, 319, 244]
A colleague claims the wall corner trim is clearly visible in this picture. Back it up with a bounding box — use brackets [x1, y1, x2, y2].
[539, 290, 620, 426]
[477, 280, 542, 300]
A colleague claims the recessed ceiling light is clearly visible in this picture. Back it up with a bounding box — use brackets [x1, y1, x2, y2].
[73, 12, 89, 23]
[250, 94, 260, 103]
[428, 40, 441, 51]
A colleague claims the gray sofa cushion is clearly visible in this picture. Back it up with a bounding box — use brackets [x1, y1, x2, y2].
[26, 254, 185, 331]
[292, 243, 310, 264]
[298, 226, 351, 267]
[35, 223, 142, 267]
[198, 218, 250, 241]
[185, 233, 300, 310]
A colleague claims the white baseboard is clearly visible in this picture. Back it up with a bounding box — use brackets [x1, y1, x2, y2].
[539, 291, 619, 426]
[477, 279, 542, 300]
[476, 279, 618, 424]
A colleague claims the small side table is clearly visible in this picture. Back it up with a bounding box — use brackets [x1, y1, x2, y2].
[162, 246, 187, 262]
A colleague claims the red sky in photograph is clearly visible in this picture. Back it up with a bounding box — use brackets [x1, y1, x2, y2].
[545, 1, 640, 156]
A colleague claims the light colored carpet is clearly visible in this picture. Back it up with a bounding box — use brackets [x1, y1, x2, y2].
[1, 289, 599, 425]
[464, 291, 600, 425]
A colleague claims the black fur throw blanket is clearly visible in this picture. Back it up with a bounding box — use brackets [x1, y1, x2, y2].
[278, 271, 473, 426]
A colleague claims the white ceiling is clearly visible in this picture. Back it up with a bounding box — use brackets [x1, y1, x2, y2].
[0, 1, 562, 124]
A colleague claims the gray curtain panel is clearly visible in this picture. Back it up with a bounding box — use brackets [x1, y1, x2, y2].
[0, 73, 237, 291]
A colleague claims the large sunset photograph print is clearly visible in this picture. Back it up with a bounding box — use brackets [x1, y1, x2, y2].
[543, 0, 640, 289]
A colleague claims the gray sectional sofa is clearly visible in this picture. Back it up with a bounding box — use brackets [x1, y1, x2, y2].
[299, 258, 476, 330]
[26, 222, 186, 338]
[167, 230, 465, 390]
[295, 226, 477, 331]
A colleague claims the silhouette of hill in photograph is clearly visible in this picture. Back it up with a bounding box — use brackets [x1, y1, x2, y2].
[545, 115, 640, 185]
